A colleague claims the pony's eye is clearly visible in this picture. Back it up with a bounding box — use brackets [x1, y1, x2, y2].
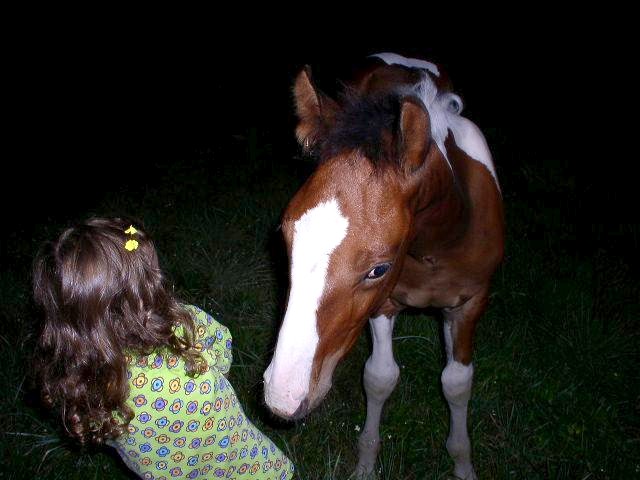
[366, 263, 391, 280]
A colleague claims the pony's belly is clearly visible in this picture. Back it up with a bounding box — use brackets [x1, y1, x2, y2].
[391, 254, 485, 309]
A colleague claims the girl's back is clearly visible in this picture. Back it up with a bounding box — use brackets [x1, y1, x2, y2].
[112, 305, 294, 479]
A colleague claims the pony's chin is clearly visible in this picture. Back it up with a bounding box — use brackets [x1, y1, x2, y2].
[266, 397, 310, 421]
[304, 351, 344, 413]
[266, 380, 332, 421]
[306, 379, 333, 412]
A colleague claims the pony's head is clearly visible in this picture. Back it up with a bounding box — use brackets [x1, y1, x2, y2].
[264, 66, 442, 418]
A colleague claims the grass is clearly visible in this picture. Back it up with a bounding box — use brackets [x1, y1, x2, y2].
[1, 127, 639, 479]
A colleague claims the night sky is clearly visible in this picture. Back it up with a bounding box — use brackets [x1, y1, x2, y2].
[6, 28, 623, 245]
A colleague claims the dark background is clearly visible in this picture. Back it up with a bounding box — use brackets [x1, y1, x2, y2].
[4, 26, 630, 267]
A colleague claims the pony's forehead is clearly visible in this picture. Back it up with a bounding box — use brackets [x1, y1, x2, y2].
[284, 157, 398, 225]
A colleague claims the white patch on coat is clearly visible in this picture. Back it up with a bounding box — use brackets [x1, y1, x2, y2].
[448, 115, 499, 185]
[371, 52, 440, 77]
[443, 319, 454, 361]
[357, 314, 400, 475]
[374, 52, 499, 189]
[441, 360, 476, 479]
[418, 70, 499, 188]
[263, 198, 349, 416]
[442, 361, 473, 401]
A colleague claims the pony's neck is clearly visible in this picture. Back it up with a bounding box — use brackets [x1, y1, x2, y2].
[408, 146, 468, 255]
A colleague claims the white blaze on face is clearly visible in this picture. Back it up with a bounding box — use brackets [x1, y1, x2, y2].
[263, 198, 349, 416]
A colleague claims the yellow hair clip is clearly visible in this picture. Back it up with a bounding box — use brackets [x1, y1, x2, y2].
[124, 225, 140, 251]
[124, 239, 139, 251]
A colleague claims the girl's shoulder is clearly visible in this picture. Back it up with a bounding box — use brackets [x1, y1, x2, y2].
[181, 305, 233, 364]
[183, 304, 233, 375]
[180, 304, 231, 340]
[125, 305, 233, 378]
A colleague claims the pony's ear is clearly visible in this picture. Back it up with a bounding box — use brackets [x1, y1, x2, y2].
[293, 66, 338, 152]
[399, 98, 431, 174]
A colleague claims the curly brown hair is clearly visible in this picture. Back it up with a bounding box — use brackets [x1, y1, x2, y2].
[32, 217, 205, 445]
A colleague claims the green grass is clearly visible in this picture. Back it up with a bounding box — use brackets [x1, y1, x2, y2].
[1, 131, 639, 479]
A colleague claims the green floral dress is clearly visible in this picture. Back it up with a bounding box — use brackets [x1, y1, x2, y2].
[109, 305, 294, 480]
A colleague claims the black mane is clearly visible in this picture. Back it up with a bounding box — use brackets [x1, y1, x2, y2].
[319, 90, 403, 167]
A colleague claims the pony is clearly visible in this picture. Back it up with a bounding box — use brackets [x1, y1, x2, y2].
[263, 52, 504, 479]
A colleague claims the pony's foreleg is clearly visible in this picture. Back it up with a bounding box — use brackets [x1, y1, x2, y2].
[355, 314, 399, 478]
[441, 292, 488, 480]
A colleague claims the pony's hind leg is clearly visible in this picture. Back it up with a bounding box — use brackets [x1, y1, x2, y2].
[355, 314, 399, 478]
[441, 291, 488, 480]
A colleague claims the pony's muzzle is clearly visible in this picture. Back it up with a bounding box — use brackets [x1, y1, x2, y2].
[263, 361, 310, 419]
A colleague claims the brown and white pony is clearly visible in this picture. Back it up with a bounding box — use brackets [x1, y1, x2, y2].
[263, 53, 504, 479]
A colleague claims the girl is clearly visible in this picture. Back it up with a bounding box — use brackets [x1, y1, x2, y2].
[32, 217, 295, 480]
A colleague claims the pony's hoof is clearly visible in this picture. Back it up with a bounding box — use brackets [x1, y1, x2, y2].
[354, 463, 377, 479]
[448, 469, 478, 480]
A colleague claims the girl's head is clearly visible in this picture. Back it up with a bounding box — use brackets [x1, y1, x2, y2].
[33, 217, 202, 444]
